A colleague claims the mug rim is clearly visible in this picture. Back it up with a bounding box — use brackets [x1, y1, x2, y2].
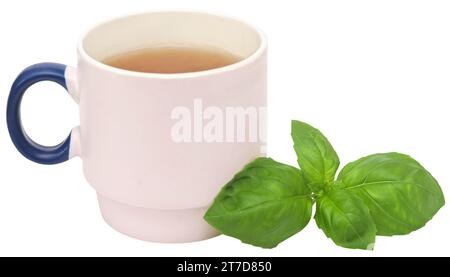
[77, 10, 267, 79]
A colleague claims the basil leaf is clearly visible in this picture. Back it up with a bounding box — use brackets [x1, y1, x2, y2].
[291, 120, 340, 190]
[337, 152, 445, 236]
[204, 157, 313, 248]
[315, 189, 377, 250]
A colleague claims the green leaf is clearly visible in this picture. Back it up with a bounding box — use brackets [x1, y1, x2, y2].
[204, 157, 313, 248]
[291, 120, 340, 190]
[315, 189, 377, 250]
[336, 152, 445, 236]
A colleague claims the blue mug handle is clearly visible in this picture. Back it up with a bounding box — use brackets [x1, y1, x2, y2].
[7, 63, 77, 164]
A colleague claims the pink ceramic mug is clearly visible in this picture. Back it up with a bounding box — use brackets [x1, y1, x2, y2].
[7, 11, 267, 242]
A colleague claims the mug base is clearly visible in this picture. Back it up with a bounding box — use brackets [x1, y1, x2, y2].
[96, 193, 220, 243]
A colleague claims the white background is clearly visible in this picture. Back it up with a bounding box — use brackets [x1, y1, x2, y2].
[0, 0, 449, 257]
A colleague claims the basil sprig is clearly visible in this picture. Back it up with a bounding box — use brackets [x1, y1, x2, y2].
[204, 120, 445, 250]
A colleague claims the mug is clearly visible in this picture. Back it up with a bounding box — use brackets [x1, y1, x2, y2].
[7, 11, 267, 242]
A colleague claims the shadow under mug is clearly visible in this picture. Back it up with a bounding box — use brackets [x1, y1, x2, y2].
[7, 11, 267, 242]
